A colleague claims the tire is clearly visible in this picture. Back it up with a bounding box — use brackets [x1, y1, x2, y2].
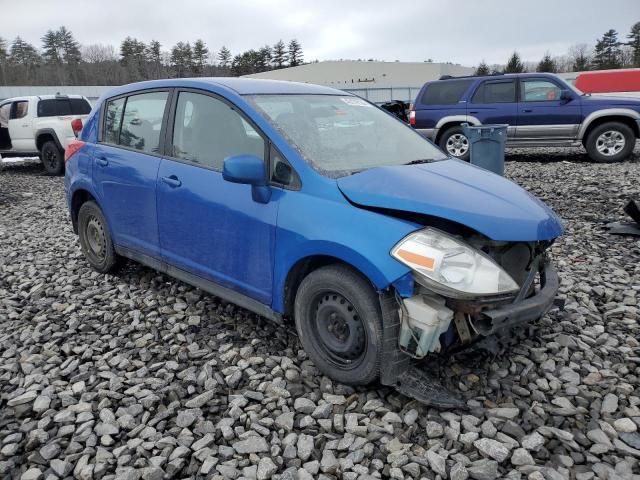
[585, 122, 635, 163]
[294, 264, 383, 386]
[439, 126, 471, 161]
[41, 140, 65, 176]
[77, 201, 120, 273]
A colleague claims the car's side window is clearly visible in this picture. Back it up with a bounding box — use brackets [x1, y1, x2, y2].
[103, 97, 126, 145]
[171, 91, 265, 171]
[521, 79, 562, 102]
[11, 101, 29, 119]
[270, 145, 300, 188]
[119, 92, 169, 154]
[471, 80, 516, 104]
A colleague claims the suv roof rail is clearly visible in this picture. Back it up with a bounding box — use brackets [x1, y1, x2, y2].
[438, 72, 507, 80]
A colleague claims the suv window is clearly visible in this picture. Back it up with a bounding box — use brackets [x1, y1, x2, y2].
[420, 80, 474, 105]
[12, 101, 29, 119]
[471, 80, 516, 103]
[521, 79, 562, 102]
[119, 92, 169, 154]
[171, 92, 265, 171]
[38, 98, 91, 117]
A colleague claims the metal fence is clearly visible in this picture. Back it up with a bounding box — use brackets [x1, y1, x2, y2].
[342, 86, 422, 104]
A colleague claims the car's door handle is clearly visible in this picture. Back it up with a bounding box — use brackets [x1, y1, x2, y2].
[468, 111, 479, 114]
[96, 157, 108, 167]
[161, 175, 182, 188]
[522, 109, 533, 113]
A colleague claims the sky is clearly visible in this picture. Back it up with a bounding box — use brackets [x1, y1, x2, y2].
[1, 0, 638, 67]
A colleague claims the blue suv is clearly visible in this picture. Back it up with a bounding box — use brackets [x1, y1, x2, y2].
[410, 73, 640, 162]
[65, 78, 563, 402]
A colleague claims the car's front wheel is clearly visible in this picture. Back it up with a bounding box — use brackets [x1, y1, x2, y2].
[294, 264, 383, 386]
[585, 122, 635, 163]
[41, 140, 65, 176]
[78, 201, 121, 273]
[439, 126, 470, 161]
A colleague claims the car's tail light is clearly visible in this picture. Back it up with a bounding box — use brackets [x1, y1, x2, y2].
[409, 110, 416, 126]
[71, 118, 83, 137]
[65, 140, 85, 162]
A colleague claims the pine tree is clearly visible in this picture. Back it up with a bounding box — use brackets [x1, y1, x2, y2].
[257, 45, 272, 71]
[536, 53, 557, 73]
[192, 39, 208, 75]
[504, 51, 524, 73]
[592, 29, 623, 69]
[120, 37, 147, 65]
[9, 37, 40, 67]
[146, 40, 162, 78]
[58, 26, 81, 64]
[41, 29, 62, 63]
[0, 37, 6, 62]
[628, 21, 640, 67]
[287, 39, 303, 67]
[217, 46, 231, 67]
[272, 40, 286, 68]
[171, 42, 193, 77]
[475, 60, 490, 76]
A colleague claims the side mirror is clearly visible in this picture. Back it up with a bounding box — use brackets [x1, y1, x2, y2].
[560, 89, 572, 102]
[223, 154, 271, 203]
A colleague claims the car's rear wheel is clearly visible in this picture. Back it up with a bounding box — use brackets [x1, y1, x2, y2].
[439, 126, 470, 161]
[585, 122, 635, 163]
[294, 264, 382, 386]
[41, 140, 65, 176]
[78, 201, 121, 273]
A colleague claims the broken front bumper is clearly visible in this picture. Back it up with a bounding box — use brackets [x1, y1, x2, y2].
[474, 259, 559, 335]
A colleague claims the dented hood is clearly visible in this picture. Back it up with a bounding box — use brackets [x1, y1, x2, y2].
[337, 159, 563, 241]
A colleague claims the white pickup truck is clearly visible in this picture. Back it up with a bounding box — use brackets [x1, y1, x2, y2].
[0, 94, 92, 175]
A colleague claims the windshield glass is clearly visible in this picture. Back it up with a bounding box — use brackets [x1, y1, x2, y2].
[246, 94, 447, 177]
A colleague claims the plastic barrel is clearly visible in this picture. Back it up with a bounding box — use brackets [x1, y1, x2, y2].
[462, 123, 508, 175]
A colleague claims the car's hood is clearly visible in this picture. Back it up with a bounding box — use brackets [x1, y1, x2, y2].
[337, 159, 564, 242]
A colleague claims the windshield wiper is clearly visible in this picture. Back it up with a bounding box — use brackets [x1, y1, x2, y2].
[405, 159, 432, 165]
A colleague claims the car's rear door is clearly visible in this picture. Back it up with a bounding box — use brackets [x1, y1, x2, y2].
[516, 77, 581, 142]
[413, 79, 473, 139]
[156, 89, 279, 304]
[92, 89, 171, 258]
[467, 79, 518, 138]
[8, 99, 36, 151]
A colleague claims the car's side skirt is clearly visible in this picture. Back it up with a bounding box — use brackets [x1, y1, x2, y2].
[115, 245, 283, 325]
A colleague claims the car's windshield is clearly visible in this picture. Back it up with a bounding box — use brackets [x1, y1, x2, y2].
[246, 94, 447, 177]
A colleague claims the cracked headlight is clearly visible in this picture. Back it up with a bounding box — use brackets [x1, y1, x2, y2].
[391, 228, 519, 298]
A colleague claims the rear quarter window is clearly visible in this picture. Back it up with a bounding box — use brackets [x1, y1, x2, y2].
[38, 98, 91, 117]
[419, 80, 474, 105]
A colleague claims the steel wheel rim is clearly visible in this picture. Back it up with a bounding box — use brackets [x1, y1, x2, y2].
[446, 133, 469, 157]
[310, 291, 366, 369]
[85, 215, 106, 261]
[595, 130, 625, 156]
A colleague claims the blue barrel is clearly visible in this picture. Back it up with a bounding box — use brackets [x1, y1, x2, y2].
[461, 123, 508, 175]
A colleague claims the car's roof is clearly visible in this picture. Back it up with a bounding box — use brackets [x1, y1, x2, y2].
[103, 77, 346, 98]
[1, 94, 87, 103]
[433, 72, 560, 83]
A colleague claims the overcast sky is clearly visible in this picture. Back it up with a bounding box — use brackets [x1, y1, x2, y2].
[2, 0, 638, 66]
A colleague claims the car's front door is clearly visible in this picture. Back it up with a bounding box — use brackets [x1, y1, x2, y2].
[8, 100, 36, 151]
[467, 79, 518, 139]
[92, 90, 171, 257]
[516, 77, 582, 141]
[156, 90, 279, 304]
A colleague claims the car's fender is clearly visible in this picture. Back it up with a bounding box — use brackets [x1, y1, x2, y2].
[34, 128, 63, 151]
[435, 115, 481, 130]
[577, 108, 640, 140]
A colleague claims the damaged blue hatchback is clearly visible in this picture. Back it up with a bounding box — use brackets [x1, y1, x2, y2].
[65, 78, 563, 405]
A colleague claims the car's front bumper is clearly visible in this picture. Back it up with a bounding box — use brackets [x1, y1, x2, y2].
[475, 259, 559, 334]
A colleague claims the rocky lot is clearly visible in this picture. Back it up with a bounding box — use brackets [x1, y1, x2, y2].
[1, 149, 639, 480]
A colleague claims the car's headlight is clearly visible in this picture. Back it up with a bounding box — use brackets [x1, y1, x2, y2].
[391, 228, 519, 298]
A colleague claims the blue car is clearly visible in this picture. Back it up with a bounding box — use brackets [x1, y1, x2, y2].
[410, 73, 640, 163]
[64, 78, 563, 402]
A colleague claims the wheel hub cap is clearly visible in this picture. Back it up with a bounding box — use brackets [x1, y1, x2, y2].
[446, 133, 469, 157]
[596, 130, 625, 156]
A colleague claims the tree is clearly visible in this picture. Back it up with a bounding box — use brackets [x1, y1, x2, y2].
[628, 21, 640, 67]
[171, 42, 193, 77]
[288, 39, 303, 67]
[536, 53, 557, 73]
[568, 44, 590, 71]
[272, 40, 286, 68]
[58, 26, 81, 65]
[192, 39, 208, 75]
[504, 51, 524, 73]
[592, 29, 623, 69]
[145, 40, 162, 78]
[120, 37, 147, 65]
[217, 46, 231, 68]
[41, 29, 62, 64]
[475, 60, 490, 76]
[9, 37, 40, 67]
[257, 45, 272, 72]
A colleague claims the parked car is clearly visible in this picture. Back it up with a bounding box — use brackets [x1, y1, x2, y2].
[410, 73, 640, 163]
[0, 94, 91, 175]
[65, 79, 563, 401]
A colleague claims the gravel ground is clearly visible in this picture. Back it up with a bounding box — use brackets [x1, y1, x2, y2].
[1, 148, 640, 480]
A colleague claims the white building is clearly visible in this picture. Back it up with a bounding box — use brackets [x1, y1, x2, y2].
[243, 60, 475, 102]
